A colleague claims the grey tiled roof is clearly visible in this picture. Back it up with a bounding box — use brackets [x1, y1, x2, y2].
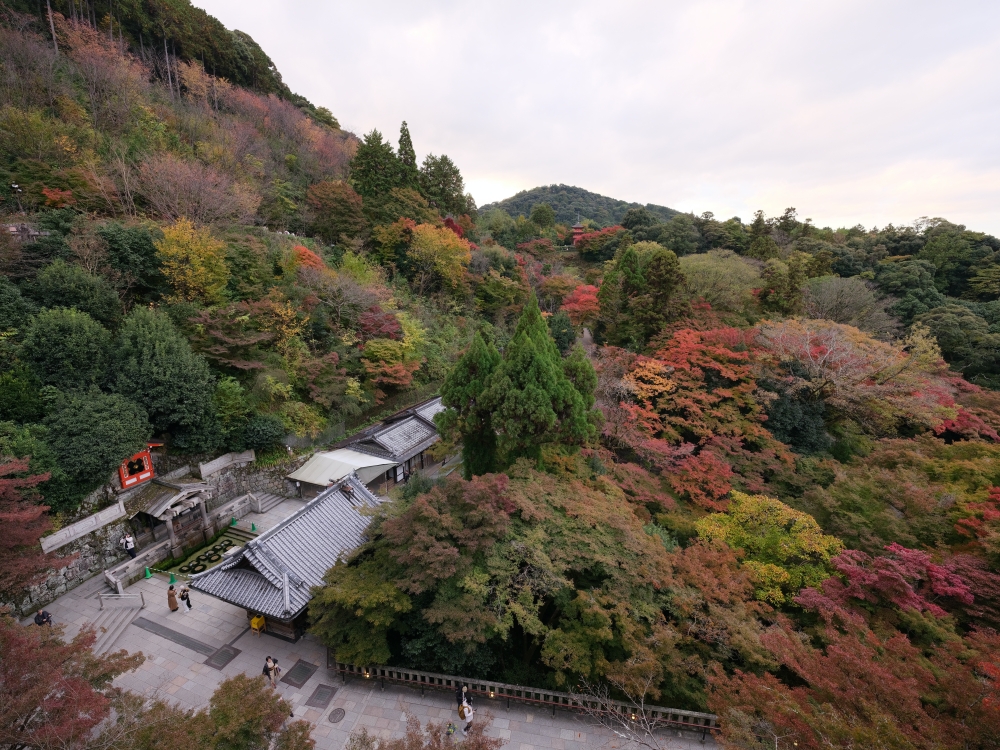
[415, 399, 446, 423]
[190, 473, 380, 620]
[347, 397, 443, 463]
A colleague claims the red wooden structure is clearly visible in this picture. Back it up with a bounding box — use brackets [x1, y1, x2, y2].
[118, 442, 161, 488]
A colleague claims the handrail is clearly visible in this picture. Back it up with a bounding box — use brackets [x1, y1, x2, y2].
[328, 658, 718, 734]
[98, 592, 145, 609]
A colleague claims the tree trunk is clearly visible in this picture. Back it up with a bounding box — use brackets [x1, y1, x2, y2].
[164, 36, 173, 99]
[45, 0, 58, 55]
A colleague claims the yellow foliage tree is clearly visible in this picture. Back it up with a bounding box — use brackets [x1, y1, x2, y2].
[155, 218, 229, 304]
[408, 223, 471, 295]
[696, 491, 843, 605]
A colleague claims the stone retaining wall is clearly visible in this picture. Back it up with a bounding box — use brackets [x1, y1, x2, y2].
[9, 455, 310, 616]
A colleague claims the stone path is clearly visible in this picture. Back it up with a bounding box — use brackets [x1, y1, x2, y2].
[30, 498, 715, 750]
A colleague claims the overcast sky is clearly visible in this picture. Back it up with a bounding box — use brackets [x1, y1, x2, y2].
[199, 0, 1000, 232]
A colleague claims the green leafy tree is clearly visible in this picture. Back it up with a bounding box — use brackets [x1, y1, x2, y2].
[20, 308, 111, 388]
[529, 202, 556, 228]
[306, 181, 367, 244]
[915, 304, 1000, 387]
[745, 210, 779, 259]
[695, 491, 843, 605]
[630, 246, 684, 342]
[111, 307, 219, 450]
[0, 365, 43, 424]
[214, 376, 252, 450]
[876, 259, 947, 324]
[482, 293, 596, 464]
[30, 260, 121, 328]
[548, 310, 576, 354]
[621, 206, 655, 230]
[349, 129, 400, 201]
[658, 214, 702, 256]
[758, 253, 808, 315]
[437, 331, 501, 478]
[44, 387, 151, 490]
[0, 276, 37, 331]
[98, 222, 165, 301]
[96, 674, 313, 750]
[679, 250, 760, 312]
[916, 219, 996, 297]
[242, 413, 286, 452]
[970, 262, 1000, 300]
[397, 121, 420, 190]
[562, 344, 597, 410]
[418, 153, 471, 216]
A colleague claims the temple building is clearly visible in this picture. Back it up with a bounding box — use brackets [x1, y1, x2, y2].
[287, 396, 447, 496]
[190, 473, 380, 641]
[125, 477, 216, 559]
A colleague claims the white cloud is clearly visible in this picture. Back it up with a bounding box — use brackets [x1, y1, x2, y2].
[198, 0, 1000, 232]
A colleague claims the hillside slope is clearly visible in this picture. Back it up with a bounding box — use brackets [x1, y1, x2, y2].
[480, 184, 678, 226]
[4, 0, 335, 124]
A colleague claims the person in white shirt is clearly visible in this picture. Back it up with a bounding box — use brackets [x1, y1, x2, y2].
[120, 533, 136, 559]
[459, 698, 474, 735]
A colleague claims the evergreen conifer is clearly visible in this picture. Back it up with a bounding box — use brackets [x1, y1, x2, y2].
[349, 129, 402, 200]
[438, 331, 501, 478]
[482, 294, 596, 465]
[397, 121, 420, 191]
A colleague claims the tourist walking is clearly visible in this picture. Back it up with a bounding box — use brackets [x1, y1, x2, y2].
[263, 656, 280, 688]
[167, 584, 179, 612]
[455, 683, 466, 708]
[120, 533, 137, 559]
[459, 697, 474, 735]
[179, 586, 193, 612]
[34, 609, 53, 627]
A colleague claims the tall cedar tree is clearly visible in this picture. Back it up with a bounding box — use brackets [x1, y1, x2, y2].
[437, 331, 501, 478]
[397, 121, 420, 190]
[0, 610, 143, 748]
[0, 458, 71, 598]
[630, 247, 684, 343]
[482, 293, 596, 465]
[418, 154, 470, 216]
[350, 129, 401, 201]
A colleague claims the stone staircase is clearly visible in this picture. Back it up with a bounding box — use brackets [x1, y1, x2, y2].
[251, 492, 287, 514]
[225, 526, 258, 545]
[90, 594, 145, 655]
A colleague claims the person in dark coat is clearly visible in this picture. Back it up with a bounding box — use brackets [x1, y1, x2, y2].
[34, 610, 53, 627]
[179, 586, 193, 612]
[167, 585, 179, 612]
[263, 656, 280, 688]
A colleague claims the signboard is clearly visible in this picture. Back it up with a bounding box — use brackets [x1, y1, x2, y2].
[119, 449, 154, 489]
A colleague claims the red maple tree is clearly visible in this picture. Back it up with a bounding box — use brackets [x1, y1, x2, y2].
[0, 610, 143, 748]
[560, 284, 600, 327]
[0, 458, 70, 600]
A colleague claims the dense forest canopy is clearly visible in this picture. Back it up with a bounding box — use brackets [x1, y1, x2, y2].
[4, 6, 1000, 750]
[480, 183, 678, 227]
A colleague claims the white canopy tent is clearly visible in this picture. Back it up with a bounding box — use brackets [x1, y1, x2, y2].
[287, 448, 396, 487]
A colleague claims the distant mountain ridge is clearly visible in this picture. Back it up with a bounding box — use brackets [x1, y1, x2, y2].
[479, 184, 679, 227]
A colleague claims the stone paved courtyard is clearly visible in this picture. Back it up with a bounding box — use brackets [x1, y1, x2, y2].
[29, 498, 714, 750]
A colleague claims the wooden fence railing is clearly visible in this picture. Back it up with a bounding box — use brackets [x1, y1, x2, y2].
[328, 657, 719, 735]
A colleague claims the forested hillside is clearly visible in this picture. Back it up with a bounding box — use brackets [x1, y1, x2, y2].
[4, 6, 1000, 750]
[480, 183, 678, 227]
